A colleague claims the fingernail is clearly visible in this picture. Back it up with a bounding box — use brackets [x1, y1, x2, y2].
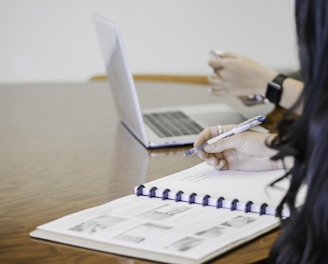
[216, 160, 224, 170]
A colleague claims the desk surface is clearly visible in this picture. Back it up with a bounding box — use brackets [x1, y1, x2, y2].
[0, 81, 282, 263]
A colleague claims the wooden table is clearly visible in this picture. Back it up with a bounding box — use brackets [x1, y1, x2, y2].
[0, 80, 282, 263]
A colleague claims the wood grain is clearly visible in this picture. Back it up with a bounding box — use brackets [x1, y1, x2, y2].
[90, 74, 210, 84]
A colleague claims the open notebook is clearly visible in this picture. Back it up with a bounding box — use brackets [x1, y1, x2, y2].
[92, 12, 255, 148]
[30, 162, 306, 264]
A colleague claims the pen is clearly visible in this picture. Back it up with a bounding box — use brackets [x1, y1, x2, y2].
[184, 115, 266, 156]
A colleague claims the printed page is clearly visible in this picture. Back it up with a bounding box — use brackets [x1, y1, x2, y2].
[31, 195, 279, 264]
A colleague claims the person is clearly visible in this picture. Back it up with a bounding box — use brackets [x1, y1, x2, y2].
[208, 52, 304, 115]
[194, 0, 328, 262]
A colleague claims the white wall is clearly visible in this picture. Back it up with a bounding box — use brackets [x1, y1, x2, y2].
[0, 0, 298, 83]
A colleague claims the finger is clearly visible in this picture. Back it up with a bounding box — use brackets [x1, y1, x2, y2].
[194, 126, 221, 148]
[220, 149, 238, 170]
[197, 151, 207, 161]
[214, 159, 229, 170]
[194, 126, 221, 160]
[208, 76, 225, 93]
[208, 58, 225, 70]
[214, 159, 224, 170]
[205, 150, 225, 165]
[195, 124, 235, 153]
[218, 124, 235, 133]
[210, 152, 224, 160]
[219, 51, 238, 59]
[206, 156, 218, 167]
[208, 75, 222, 85]
[206, 152, 223, 167]
[204, 132, 243, 153]
[208, 51, 239, 68]
[195, 124, 236, 161]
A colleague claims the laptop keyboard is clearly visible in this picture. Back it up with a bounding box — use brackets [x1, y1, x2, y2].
[143, 111, 204, 138]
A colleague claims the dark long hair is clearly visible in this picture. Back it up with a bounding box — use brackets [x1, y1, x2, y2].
[268, 0, 328, 263]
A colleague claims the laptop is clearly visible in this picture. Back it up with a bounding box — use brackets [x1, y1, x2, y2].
[92, 12, 246, 148]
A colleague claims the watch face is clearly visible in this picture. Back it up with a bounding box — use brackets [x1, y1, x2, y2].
[266, 82, 282, 105]
[269, 82, 282, 91]
[266, 74, 287, 106]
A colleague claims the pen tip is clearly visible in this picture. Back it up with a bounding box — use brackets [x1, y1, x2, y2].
[259, 115, 266, 122]
[183, 150, 193, 156]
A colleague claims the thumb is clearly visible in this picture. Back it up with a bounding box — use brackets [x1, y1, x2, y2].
[208, 51, 238, 68]
[220, 51, 238, 59]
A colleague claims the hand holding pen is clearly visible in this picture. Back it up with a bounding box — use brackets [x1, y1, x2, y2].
[184, 115, 266, 156]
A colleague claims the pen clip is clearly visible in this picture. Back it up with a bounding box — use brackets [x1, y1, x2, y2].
[235, 115, 260, 126]
[232, 115, 265, 134]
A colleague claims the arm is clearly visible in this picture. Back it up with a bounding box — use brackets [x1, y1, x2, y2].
[208, 52, 303, 114]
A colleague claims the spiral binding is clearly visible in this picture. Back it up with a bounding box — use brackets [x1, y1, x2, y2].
[135, 184, 276, 216]
[162, 188, 170, 200]
[188, 193, 197, 204]
[175, 190, 183, 202]
[136, 184, 144, 196]
[245, 201, 253, 213]
[230, 199, 239, 211]
[149, 187, 157, 198]
[216, 196, 225, 208]
[202, 194, 211, 206]
[260, 203, 268, 215]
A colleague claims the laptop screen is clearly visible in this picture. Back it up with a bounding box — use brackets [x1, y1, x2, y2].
[92, 12, 149, 146]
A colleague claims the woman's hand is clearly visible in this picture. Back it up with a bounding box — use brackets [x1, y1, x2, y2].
[207, 51, 304, 114]
[208, 52, 277, 92]
[194, 124, 284, 171]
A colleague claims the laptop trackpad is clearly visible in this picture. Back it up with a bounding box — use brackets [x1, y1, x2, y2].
[191, 112, 245, 127]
